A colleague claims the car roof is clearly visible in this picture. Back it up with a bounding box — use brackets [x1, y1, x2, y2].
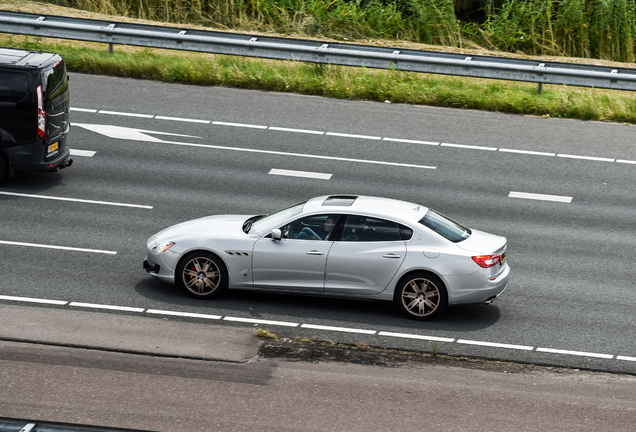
[0, 47, 59, 68]
[303, 195, 429, 224]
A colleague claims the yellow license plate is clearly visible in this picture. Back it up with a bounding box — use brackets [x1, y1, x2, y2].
[48, 142, 59, 154]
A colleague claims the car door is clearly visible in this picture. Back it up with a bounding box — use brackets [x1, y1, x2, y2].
[324, 215, 408, 295]
[251, 214, 339, 292]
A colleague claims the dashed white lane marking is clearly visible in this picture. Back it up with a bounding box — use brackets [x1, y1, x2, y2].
[0, 240, 116, 255]
[71, 107, 636, 167]
[441, 142, 498, 151]
[378, 331, 454, 342]
[557, 154, 615, 162]
[326, 132, 382, 140]
[457, 339, 534, 350]
[301, 324, 376, 334]
[499, 148, 556, 156]
[0, 295, 67, 305]
[0, 294, 634, 364]
[146, 309, 222, 320]
[269, 168, 332, 180]
[0, 191, 153, 209]
[69, 302, 145, 312]
[508, 191, 573, 203]
[383, 138, 439, 146]
[99, 110, 154, 118]
[155, 115, 211, 124]
[269, 126, 324, 135]
[212, 121, 268, 129]
[536, 347, 614, 359]
[224, 316, 299, 327]
[69, 149, 96, 157]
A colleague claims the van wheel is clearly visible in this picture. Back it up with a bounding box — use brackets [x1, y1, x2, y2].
[0, 154, 8, 183]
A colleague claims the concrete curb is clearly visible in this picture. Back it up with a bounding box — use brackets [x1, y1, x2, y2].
[0, 304, 261, 362]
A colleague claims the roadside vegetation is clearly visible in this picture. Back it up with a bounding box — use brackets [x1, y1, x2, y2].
[2, 0, 636, 122]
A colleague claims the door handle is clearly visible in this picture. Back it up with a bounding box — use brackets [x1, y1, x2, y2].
[306, 250, 324, 255]
[382, 253, 401, 258]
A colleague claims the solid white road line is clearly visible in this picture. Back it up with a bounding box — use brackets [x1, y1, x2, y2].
[383, 137, 439, 146]
[223, 316, 299, 327]
[154, 115, 211, 124]
[146, 309, 222, 320]
[378, 331, 455, 342]
[269, 126, 324, 134]
[301, 324, 376, 334]
[557, 154, 615, 162]
[326, 132, 382, 140]
[99, 110, 154, 118]
[69, 302, 145, 312]
[617, 355, 636, 362]
[269, 168, 332, 180]
[0, 295, 67, 305]
[508, 191, 573, 203]
[536, 347, 614, 359]
[0, 240, 116, 255]
[441, 142, 498, 151]
[69, 149, 96, 157]
[212, 121, 268, 129]
[457, 339, 534, 350]
[0, 191, 153, 209]
[616, 159, 636, 164]
[499, 148, 556, 156]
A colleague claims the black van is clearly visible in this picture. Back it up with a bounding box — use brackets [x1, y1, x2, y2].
[0, 47, 72, 182]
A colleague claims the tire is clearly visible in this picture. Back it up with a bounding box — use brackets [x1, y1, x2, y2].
[395, 272, 447, 320]
[0, 154, 8, 184]
[176, 252, 228, 299]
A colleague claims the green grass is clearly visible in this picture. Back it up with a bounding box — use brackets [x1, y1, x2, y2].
[5, 33, 636, 123]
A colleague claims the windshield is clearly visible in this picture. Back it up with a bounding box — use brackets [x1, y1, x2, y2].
[249, 202, 305, 234]
[419, 210, 471, 243]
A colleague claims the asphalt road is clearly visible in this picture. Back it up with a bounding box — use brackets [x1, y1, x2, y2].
[1, 73, 636, 373]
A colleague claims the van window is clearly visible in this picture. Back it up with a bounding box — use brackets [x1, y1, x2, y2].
[0, 71, 29, 103]
[41, 60, 67, 93]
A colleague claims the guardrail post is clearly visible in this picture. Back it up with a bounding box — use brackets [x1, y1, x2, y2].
[538, 83, 543, 94]
[109, 43, 113, 55]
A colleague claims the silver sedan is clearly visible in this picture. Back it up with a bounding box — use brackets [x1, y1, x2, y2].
[143, 195, 510, 320]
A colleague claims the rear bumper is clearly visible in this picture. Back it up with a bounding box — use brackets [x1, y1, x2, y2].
[6, 124, 72, 172]
[446, 263, 511, 305]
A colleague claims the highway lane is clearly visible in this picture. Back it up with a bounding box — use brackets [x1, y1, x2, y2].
[1, 73, 636, 373]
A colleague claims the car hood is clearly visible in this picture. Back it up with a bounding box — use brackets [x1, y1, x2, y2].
[152, 215, 255, 244]
[455, 229, 507, 254]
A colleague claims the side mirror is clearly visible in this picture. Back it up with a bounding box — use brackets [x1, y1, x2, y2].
[271, 229, 282, 241]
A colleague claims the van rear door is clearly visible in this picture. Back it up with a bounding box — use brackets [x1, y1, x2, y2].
[0, 70, 33, 145]
[41, 57, 69, 158]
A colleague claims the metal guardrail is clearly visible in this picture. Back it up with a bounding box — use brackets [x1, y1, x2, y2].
[0, 417, 154, 432]
[2, 10, 636, 92]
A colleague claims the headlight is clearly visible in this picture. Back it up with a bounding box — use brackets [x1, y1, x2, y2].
[154, 241, 176, 253]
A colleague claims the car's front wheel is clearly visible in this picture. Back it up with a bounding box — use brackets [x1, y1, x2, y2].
[395, 272, 447, 320]
[176, 252, 227, 299]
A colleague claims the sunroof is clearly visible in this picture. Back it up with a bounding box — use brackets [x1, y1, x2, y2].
[322, 195, 358, 206]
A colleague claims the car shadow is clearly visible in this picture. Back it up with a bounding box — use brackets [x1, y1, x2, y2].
[134, 279, 501, 332]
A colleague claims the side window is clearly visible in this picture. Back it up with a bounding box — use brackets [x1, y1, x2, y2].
[0, 71, 29, 103]
[342, 216, 410, 242]
[279, 214, 339, 240]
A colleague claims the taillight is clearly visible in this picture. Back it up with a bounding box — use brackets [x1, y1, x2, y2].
[472, 255, 501, 268]
[36, 85, 46, 140]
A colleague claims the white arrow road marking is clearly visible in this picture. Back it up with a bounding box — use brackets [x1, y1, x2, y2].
[69, 149, 96, 157]
[73, 123, 202, 142]
[74, 123, 436, 170]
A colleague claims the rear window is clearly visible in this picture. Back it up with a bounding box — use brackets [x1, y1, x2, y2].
[419, 210, 471, 243]
[41, 60, 67, 94]
[0, 71, 29, 103]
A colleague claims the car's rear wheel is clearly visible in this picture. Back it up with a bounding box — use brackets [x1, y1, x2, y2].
[395, 272, 447, 320]
[176, 252, 227, 299]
